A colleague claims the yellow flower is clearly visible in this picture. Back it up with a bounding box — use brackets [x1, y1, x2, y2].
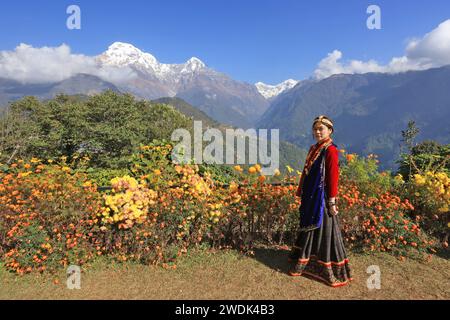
[248, 166, 257, 174]
[394, 174, 405, 184]
[285, 165, 293, 173]
[229, 181, 239, 192]
[21, 171, 33, 177]
[234, 195, 242, 204]
[413, 174, 426, 186]
[274, 169, 281, 176]
[82, 181, 92, 187]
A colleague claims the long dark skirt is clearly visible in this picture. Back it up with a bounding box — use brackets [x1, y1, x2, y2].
[288, 203, 353, 287]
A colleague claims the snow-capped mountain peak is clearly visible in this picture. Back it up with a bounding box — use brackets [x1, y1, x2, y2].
[98, 42, 159, 70]
[97, 42, 208, 82]
[255, 79, 299, 99]
[184, 57, 206, 71]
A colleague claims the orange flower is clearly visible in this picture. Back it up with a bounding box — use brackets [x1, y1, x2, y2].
[346, 154, 356, 162]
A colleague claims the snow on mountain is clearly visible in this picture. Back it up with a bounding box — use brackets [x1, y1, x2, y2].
[255, 79, 299, 99]
[182, 57, 206, 73]
[97, 42, 159, 69]
[96, 42, 207, 82]
[92, 42, 269, 128]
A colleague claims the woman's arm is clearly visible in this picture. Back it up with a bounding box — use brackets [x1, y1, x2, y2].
[325, 145, 339, 214]
[325, 145, 339, 198]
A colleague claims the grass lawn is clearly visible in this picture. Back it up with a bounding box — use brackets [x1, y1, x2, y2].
[1, 245, 449, 300]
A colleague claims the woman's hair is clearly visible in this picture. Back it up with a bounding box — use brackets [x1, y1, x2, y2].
[312, 115, 334, 134]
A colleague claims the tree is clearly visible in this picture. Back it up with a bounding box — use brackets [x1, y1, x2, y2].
[0, 91, 193, 169]
[399, 120, 420, 179]
[396, 121, 449, 180]
[0, 96, 41, 164]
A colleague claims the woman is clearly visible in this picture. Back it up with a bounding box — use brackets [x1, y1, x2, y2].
[288, 115, 352, 287]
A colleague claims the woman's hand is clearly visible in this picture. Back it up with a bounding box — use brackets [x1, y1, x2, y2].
[329, 204, 339, 216]
[327, 197, 338, 216]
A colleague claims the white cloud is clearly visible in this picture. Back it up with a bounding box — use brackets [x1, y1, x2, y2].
[406, 19, 450, 66]
[0, 43, 136, 84]
[314, 19, 450, 79]
[313, 50, 385, 79]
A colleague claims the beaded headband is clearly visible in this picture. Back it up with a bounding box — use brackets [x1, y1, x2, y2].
[313, 115, 333, 128]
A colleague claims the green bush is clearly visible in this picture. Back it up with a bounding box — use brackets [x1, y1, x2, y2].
[340, 152, 400, 197]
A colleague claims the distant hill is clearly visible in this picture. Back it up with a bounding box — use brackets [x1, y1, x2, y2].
[152, 96, 308, 173]
[0, 74, 120, 107]
[257, 65, 450, 171]
[151, 97, 222, 129]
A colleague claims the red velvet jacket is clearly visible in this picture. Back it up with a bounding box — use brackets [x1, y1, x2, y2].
[295, 144, 339, 198]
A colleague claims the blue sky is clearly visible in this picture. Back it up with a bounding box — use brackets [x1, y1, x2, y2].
[0, 0, 449, 84]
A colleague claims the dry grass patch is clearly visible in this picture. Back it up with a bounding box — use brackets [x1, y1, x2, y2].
[1, 246, 448, 300]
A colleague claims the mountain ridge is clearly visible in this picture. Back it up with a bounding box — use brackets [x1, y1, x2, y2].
[257, 65, 450, 171]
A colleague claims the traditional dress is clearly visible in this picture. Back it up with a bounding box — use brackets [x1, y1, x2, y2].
[288, 136, 352, 287]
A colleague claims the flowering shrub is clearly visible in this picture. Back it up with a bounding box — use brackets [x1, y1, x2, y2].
[337, 183, 434, 260]
[411, 171, 449, 214]
[207, 164, 299, 250]
[0, 159, 102, 274]
[129, 141, 176, 191]
[96, 145, 224, 265]
[405, 171, 450, 242]
[100, 176, 157, 229]
[340, 150, 400, 197]
[0, 144, 444, 274]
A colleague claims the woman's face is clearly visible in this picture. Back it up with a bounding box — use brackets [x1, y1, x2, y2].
[313, 123, 332, 142]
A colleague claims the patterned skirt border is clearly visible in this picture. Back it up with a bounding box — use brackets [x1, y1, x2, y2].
[287, 254, 353, 287]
